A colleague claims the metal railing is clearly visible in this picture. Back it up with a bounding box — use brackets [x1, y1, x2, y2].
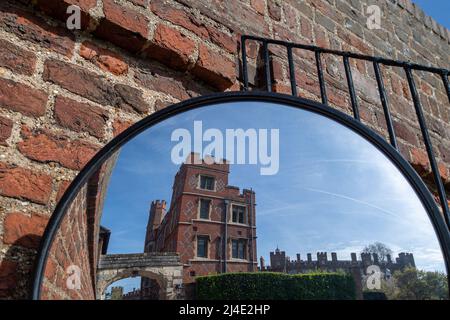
[240, 35, 450, 230]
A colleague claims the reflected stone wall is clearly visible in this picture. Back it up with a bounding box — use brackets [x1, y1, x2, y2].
[0, 0, 449, 299]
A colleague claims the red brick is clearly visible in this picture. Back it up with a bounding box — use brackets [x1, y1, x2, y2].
[0, 78, 48, 117]
[300, 17, 313, 40]
[146, 24, 196, 71]
[18, 128, 99, 170]
[0, 39, 36, 75]
[95, 0, 148, 52]
[192, 44, 236, 90]
[35, 0, 95, 30]
[56, 180, 71, 202]
[43, 59, 114, 106]
[283, 3, 297, 29]
[206, 26, 237, 54]
[129, 0, 146, 7]
[272, 83, 292, 94]
[270, 59, 285, 83]
[0, 116, 13, 146]
[0, 2, 75, 57]
[154, 99, 170, 111]
[337, 27, 371, 54]
[44, 257, 58, 280]
[267, 0, 281, 21]
[102, 0, 148, 37]
[151, 2, 208, 38]
[178, 0, 269, 36]
[420, 81, 433, 96]
[393, 120, 418, 145]
[438, 162, 448, 181]
[39, 0, 97, 13]
[152, 1, 237, 53]
[315, 26, 330, 48]
[114, 84, 149, 113]
[54, 96, 108, 139]
[113, 118, 133, 137]
[0, 163, 52, 205]
[79, 41, 128, 76]
[44, 59, 147, 113]
[250, 0, 265, 15]
[3, 212, 49, 249]
[134, 70, 190, 101]
[410, 147, 430, 176]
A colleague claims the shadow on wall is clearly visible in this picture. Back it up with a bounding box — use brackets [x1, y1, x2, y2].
[0, 234, 44, 299]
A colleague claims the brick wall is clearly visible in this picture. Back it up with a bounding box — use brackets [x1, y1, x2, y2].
[0, 0, 449, 299]
[40, 154, 117, 300]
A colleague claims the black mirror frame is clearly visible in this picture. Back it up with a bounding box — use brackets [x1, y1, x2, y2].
[31, 91, 450, 299]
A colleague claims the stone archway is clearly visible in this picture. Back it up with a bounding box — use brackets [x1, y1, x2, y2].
[96, 253, 183, 300]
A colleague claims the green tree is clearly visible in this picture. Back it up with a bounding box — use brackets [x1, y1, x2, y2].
[384, 267, 448, 300]
[362, 242, 392, 263]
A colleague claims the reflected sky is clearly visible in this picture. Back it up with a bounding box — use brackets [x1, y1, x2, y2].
[101, 101, 446, 274]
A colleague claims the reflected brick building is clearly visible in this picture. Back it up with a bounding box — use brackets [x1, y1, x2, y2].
[142, 153, 257, 289]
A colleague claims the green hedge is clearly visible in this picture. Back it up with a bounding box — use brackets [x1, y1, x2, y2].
[196, 272, 356, 300]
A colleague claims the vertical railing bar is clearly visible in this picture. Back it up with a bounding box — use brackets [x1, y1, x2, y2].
[287, 46, 297, 96]
[343, 56, 360, 121]
[373, 61, 398, 149]
[241, 36, 249, 91]
[405, 67, 450, 228]
[263, 41, 272, 92]
[315, 50, 327, 104]
[442, 71, 450, 103]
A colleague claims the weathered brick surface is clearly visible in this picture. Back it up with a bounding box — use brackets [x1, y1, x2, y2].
[0, 2, 75, 57]
[43, 59, 115, 106]
[79, 41, 128, 76]
[145, 23, 196, 71]
[0, 78, 48, 117]
[54, 96, 108, 139]
[0, 116, 13, 146]
[3, 212, 49, 249]
[0, 0, 448, 300]
[0, 163, 52, 205]
[112, 118, 133, 137]
[192, 44, 236, 90]
[18, 128, 99, 171]
[43, 59, 148, 113]
[95, 0, 149, 52]
[0, 39, 36, 75]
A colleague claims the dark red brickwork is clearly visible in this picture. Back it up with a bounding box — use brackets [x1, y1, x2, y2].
[40, 154, 117, 300]
[0, 0, 448, 299]
[143, 153, 257, 286]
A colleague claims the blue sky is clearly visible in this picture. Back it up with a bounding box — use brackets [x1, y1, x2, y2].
[101, 101, 446, 293]
[413, 0, 450, 30]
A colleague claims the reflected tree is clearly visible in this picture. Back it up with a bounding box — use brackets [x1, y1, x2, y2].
[383, 268, 448, 300]
[362, 242, 393, 263]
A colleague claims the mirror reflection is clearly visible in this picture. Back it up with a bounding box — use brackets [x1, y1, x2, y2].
[42, 101, 448, 300]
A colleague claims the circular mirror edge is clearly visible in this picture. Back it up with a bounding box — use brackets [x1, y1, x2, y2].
[30, 91, 450, 300]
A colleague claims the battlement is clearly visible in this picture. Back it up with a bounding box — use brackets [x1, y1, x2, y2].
[151, 200, 167, 209]
[264, 247, 416, 275]
[183, 152, 230, 172]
